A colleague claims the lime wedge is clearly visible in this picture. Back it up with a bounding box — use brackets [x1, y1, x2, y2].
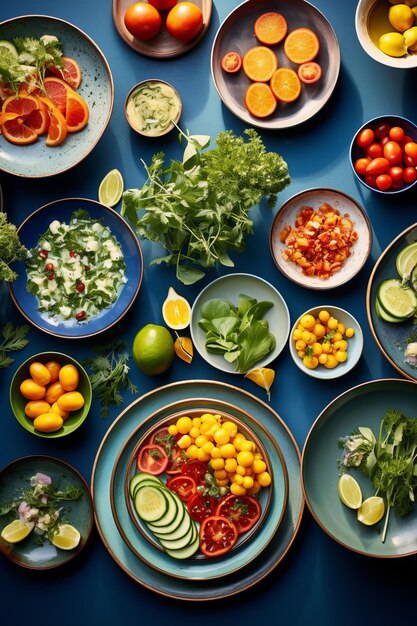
[378, 278, 417, 319]
[1, 519, 34, 543]
[396, 242, 417, 278]
[357, 496, 385, 526]
[98, 168, 124, 207]
[337, 474, 362, 509]
[51, 524, 81, 550]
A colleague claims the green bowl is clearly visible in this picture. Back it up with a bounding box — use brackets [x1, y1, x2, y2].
[10, 352, 92, 438]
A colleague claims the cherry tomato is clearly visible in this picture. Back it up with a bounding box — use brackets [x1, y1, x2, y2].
[383, 140, 402, 165]
[403, 167, 417, 184]
[365, 143, 383, 159]
[356, 128, 374, 148]
[365, 157, 389, 175]
[389, 126, 404, 142]
[401, 135, 414, 148]
[148, 0, 177, 9]
[391, 179, 405, 190]
[374, 122, 390, 139]
[389, 166, 404, 182]
[214, 494, 262, 534]
[166, 475, 197, 501]
[375, 174, 392, 191]
[297, 61, 322, 84]
[166, 2, 203, 42]
[404, 142, 417, 161]
[221, 51, 242, 73]
[187, 492, 215, 522]
[136, 444, 169, 475]
[199, 515, 238, 557]
[124, 2, 162, 41]
[379, 135, 391, 148]
[181, 459, 209, 484]
[364, 174, 377, 188]
[403, 153, 417, 168]
[354, 157, 371, 175]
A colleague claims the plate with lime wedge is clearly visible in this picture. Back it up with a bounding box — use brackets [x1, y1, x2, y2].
[367, 222, 417, 381]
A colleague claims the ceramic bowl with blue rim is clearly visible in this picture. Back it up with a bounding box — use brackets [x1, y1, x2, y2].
[9, 198, 143, 338]
[0, 15, 114, 178]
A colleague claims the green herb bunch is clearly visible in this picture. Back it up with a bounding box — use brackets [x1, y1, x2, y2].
[0, 212, 27, 282]
[122, 128, 291, 285]
[0, 323, 29, 369]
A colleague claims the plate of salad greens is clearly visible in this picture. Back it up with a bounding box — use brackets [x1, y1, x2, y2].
[0, 455, 93, 569]
[302, 378, 417, 557]
[8, 198, 143, 339]
[0, 15, 113, 178]
[190, 273, 290, 374]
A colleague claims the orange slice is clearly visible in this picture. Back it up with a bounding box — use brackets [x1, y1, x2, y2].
[0, 111, 20, 125]
[244, 82, 277, 118]
[1, 94, 41, 145]
[44, 76, 73, 115]
[283, 27, 320, 64]
[245, 367, 275, 400]
[242, 46, 278, 82]
[65, 91, 89, 133]
[25, 105, 50, 135]
[174, 336, 193, 364]
[48, 57, 82, 89]
[270, 68, 302, 102]
[2, 94, 40, 117]
[1, 118, 38, 144]
[254, 12, 288, 45]
[39, 98, 68, 147]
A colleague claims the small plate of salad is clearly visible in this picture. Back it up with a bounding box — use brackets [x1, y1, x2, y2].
[8, 198, 143, 338]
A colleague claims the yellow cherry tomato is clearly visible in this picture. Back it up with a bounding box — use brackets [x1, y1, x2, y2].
[210, 457, 225, 470]
[176, 416, 192, 434]
[303, 354, 319, 369]
[222, 421, 238, 437]
[242, 476, 254, 489]
[345, 327, 355, 338]
[224, 458, 237, 473]
[58, 364, 79, 392]
[45, 361, 61, 383]
[257, 471, 272, 487]
[44, 381, 65, 405]
[33, 413, 64, 433]
[318, 310, 330, 324]
[230, 483, 247, 496]
[299, 314, 315, 329]
[177, 434, 192, 449]
[313, 323, 326, 339]
[253, 459, 267, 474]
[318, 353, 328, 365]
[196, 447, 211, 462]
[293, 328, 303, 341]
[168, 424, 178, 436]
[24, 400, 51, 419]
[302, 331, 317, 346]
[295, 339, 307, 351]
[214, 469, 227, 480]
[29, 362, 52, 386]
[324, 354, 338, 369]
[219, 443, 237, 459]
[327, 317, 339, 330]
[247, 480, 261, 495]
[57, 391, 85, 412]
[20, 379, 46, 401]
[213, 428, 230, 445]
[237, 450, 254, 468]
[50, 402, 70, 419]
[186, 444, 199, 459]
[335, 350, 348, 363]
[189, 426, 200, 439]
[312, 342, 323, 356]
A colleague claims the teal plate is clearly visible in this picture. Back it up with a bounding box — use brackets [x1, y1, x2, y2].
[302, 379, 417, 557]
[0, 15, 114, 178]
[111, 401, 288, 579]
[92, 380, 303, 600]
[367, 223, 417, 381]
[0, 456, 94, 569]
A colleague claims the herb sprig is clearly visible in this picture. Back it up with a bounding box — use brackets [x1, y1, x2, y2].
[0, 322, 30, 369]
[0, 212, 28, 283]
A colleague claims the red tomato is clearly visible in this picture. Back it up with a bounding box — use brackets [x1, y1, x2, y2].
[166, 475, 197, 501]
[404, 142, 417, 161]
[137, 444, 168, 475]
[374, 122, 390, 139]
[365, 157, 389, 175]
[181, 459, 209, 484]
[389, 165, 404, 182]
[365, 174, 377, 188]
[166, 2, 204, 42]
[375, 174, 392, 191]
[403, 153, 417, 167]
[354, 157, 371, 175]
[379, 135, 391, 148]
[391, 179, 405, 190]
[389, 126, 404, 142]
[187, 492, 215, 522]
[403, 167, 417, 184]
[199, 515, 238, 557]
[214, 494, 262, 534]
[383, 140, 402, 165]
[124, 2, 162, 40]
[356, 128, 374, 148]
[365, 143, 383, 159]
[401, 135, 414, 148]
[221, 51, 242, 73]
[148, 0, 177, 9]
[297, 61, 322, 84]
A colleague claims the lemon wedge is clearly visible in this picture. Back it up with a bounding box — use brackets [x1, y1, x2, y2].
[357, 496, 385, 526]
[98, 168, 124, 207]
[337, 474, 362, 509]
[162, 287, 191, 330]
[245, 367, 275, 400]
[51, 524, 81, 550]
[1, 519, 35, 543]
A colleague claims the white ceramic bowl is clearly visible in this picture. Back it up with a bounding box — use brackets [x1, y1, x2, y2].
[355, 0, 417, 69]
[289, 305, 363, 379]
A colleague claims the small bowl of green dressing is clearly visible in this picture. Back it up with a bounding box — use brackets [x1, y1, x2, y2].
[124, 79, 182, 138]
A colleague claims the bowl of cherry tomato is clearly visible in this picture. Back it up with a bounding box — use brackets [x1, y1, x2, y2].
[350, 115, 417, 194]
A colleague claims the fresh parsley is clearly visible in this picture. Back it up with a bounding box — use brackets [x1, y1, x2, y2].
[122, 128, 290, 284]
[0, 322, 30, 369]
[0, 212, 27, 283]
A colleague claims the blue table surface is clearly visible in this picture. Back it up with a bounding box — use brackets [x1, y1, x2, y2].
[1, 0, 416, 621]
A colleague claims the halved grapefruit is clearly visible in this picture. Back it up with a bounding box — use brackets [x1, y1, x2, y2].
[48, 57, 82, 89]
[65, 91, 89, 133]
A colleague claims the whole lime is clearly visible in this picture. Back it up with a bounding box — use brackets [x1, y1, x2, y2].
[132, 324, 174, 375]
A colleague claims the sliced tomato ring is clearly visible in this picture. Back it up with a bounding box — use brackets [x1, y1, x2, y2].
[297, 61, 322, 84]
[166, 474, 197, 502]
[136, 444, 169, 475]
[187, 492, 215, 522]
[199, 515, 238, 557]
[181, 459, 209, 484]
[221, 51, 242, 73]
[165, 446, 188, 475]
[214, 494, 262, 534]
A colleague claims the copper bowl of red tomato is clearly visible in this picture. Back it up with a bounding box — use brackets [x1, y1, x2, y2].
[350, 115, 417, 194]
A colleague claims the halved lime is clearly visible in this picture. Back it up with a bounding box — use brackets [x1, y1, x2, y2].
[395, 242, 417, 279]
[1, 519, 34, 543]
[357, 496, 385, 526]
[98, 168, 124, 207]
[51, 524, 81, 550]
[378, 279, 417, 319]
[375, 297, 406, 323]
[0, 40, 18, 57]
[337, 474, 362, 509]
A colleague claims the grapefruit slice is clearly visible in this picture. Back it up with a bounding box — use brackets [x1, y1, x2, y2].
[65, 91, 89, 133]
[48, 57, 82, 89]
[1, 117, 38, 144]
[40, 97, 68, 147]
[43, 76, 73, 114]
[2, 94, 40, 117]
[26, 107, 50, 135]
[1, 95, 40, 144]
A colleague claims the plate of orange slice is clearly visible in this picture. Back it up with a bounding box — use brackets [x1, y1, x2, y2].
[0, 15, 114, 178]
[211, 0, 340, 129]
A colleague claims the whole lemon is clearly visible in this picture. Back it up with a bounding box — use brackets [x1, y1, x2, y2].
[404, 25, 417, 50]
[379, 32, 407, 56]
[388, 4, 414, 32]
[132, 324, 174, 375]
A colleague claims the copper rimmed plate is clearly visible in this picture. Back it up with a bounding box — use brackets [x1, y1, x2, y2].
[112, 0, 212, 58]
[211, 0, 340, 129]
[92, 380, 303, 599]
[113, 403, 287, 579]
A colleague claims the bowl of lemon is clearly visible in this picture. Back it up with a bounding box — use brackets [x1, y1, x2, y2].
[355, 0, 417, 68]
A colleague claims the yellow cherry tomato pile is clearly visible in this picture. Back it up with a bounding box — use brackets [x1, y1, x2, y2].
[167, 413, 272, 497]
[293, 310, 355, 370]
[20, 360, 85, 433]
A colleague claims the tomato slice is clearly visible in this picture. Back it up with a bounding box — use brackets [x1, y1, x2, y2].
[199, 515, 238, 557]
[181, 459, 209, 484]
[221, 51, 242, 73]
[214, 494, 261, 534]
[165, 446, 188, 475]
[187, 492, 215, 522]
[297, 61, 322, 84]
[136, 444, 169, 475]
[166, 475, 197, 502]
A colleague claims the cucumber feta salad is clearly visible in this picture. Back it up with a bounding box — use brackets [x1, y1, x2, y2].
[25, 210, 127, 323]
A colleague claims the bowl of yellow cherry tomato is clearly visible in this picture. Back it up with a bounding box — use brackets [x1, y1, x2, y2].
[10, 352, 92, 438]
[289, 305, 363, 379]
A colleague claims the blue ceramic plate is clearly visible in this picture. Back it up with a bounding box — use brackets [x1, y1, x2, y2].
[190, 273, 290, 374]
[91, 380, 304, 600]
[302, 379, 417, 557]
[0, 15, 113, 178]
[9, 198, 143, 339]
[0, 455, 93, 569]
[367, 223, 417, 381]
[112, 402, 288, 579]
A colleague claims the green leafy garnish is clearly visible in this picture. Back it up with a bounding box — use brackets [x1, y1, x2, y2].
[0, 322, 30, 369]
[122, 128, 290, 284]
[0, 212, 27, 283]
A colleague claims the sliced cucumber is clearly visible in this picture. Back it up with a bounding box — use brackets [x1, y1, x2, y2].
[396, 242, 417, 278]
[159, 520, 195, 550]
[129, 473, 162, 498]
[147, 493, 185, 536]
[164, 525, 199, 560]
[377, 279, 417, 319]
[142, 487, 178, 527]
[134, 485, 169, 523]
[152, 505, 192, 541]
[375, 297, 405, 323]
